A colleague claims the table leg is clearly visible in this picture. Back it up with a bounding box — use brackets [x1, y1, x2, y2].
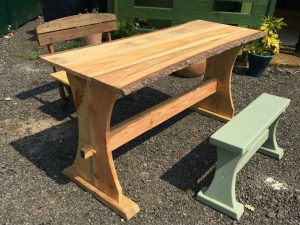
[192, 46, 242, 122]
[64, 75, 140, 220]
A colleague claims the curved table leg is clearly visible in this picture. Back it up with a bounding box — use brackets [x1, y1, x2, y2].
[192, 46, 242, 122]
[64, 75, 140, 220]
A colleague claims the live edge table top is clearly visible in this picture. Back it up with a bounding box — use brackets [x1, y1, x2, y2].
[40, 20, 264, 95]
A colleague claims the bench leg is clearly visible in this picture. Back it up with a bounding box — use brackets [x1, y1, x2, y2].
[197, 148, 244, 220]
[57, 81, 73, 107]
[258, 117, 284, 160]
[64, 75, 140, 220]
[191, 46, 242, 122]
[197, 130, 269, 220]
[57, 81, 68, 102]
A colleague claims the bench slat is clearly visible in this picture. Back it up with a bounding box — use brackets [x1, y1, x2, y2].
[50, 71, 70, 86]
[210, 93, 290, 154]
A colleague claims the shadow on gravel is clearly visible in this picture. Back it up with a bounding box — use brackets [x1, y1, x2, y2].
[38, 100, 76, 121]
[16, 82, 58, 100]
[26, 29, 38, 42]
[233, 66, 249, 76]
[161, 140, 216, 194]
[16, 82, 76, 120]
[11, 86, 196, 184]
[10, 119, 78, 184]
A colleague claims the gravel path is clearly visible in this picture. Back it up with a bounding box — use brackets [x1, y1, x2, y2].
[0, 18, 299, 225]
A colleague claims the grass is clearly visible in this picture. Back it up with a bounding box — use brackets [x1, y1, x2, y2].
[19, 40, 83, 61]
[18, 51, 39, 61]
[54, 39, 83, 52]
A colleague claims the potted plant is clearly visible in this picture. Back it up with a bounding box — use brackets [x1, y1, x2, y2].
[113, 21, 138, 39]
[244, 16, 286, 77]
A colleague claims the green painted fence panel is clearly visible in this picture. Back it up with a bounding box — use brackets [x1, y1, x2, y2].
[252, 3, 269, 15]
[0, 0, 10, 36]
[0, 0, 41, 36]
[6, 0, 42, 28]
[112, 0, 276, 31]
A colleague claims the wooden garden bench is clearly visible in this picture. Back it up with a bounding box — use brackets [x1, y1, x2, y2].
[197, 93, 290, 220]
[40, 20, 264, 220]
[36, 13, 117, 103]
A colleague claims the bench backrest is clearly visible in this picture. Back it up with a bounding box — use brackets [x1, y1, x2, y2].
[210, 93, 290, 154]
[36, 13, 118, 53]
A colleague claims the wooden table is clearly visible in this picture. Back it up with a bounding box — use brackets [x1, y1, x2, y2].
[40, 20, 264, 220]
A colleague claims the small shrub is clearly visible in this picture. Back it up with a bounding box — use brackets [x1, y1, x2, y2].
[27, 51, 39, 60]
[55, 39, 83, 52]
[114, 21, 139, 39]
[244, 17, 286, 56]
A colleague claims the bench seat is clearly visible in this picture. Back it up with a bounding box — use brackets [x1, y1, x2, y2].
[50, 71, 70, 86]
[197, 93, 290, 220]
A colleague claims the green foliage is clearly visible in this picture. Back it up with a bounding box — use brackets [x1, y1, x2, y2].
[244, 17, 286, 56]
[27, 51, 39, 60]
[18, 50, 39, 61]
[113, 21, 139, 39]
[84, 8, 99, 13]
[55, 40, 82, 52]
[7, 25, 14, 32]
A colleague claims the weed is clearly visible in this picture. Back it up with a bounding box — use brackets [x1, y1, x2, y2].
[55, 39, 83, 52]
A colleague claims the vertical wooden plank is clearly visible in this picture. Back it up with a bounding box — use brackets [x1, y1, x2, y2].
[0, 0, 10, 36]
[192, 46, 242, 122]
[240, 2, 253, 27]
[108, 0, 115, 12]
[106, 32, 112, 42]
[64, 75, 140, 220]
[267, 0, 276, 16]
[241, 2, 253, 15]
[46, 44, 57, 72]
[89, 83, 121, 202]
[66, 75, 95, 184]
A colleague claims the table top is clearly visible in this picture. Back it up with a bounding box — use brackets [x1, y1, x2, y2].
[40, 20, 264, 95]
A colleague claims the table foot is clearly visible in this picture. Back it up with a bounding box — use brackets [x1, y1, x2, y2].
[192, 46, 242, 122]
[191, 106, 232, 122]
[64, 166, 140, 220]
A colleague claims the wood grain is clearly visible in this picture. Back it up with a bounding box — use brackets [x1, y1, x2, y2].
[67, 74, 94, 183]
[36, 13, 116, 34]
[37, 14, 117, 100]
[37, 21, 117, 45]
[50, 71, 69, 85]
[192, 46, 242, 121]
[40, 20, 264, 95]
[64, 166, 140, 220]
[41, 20, 265, 220]
[66, 74, 140, 219]
[109, 78, 218, 151]
[89, 81, 122, 202]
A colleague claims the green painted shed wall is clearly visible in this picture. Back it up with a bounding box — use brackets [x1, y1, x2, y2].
[0, 0, 42, 36]
[109, 0, 277, 31]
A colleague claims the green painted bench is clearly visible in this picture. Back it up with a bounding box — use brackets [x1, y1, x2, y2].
[196, 93, 290, 220]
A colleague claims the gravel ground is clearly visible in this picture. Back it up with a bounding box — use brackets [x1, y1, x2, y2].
[0, 18, 299, 225]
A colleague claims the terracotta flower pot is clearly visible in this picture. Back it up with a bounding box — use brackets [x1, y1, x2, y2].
[174, 60, 206, 78]
[82, 33, 102, 46]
